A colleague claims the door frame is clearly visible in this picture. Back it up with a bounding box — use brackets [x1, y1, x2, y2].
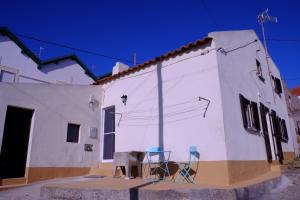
[0, 105, 35, 179]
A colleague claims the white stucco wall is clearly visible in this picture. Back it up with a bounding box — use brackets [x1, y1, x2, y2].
[0, 34, 94, 85]
[210, 30, 295, 161]
[0, 83, 102, 167]
[41, 60, 94, 85]
[100, 41, 227, 162]
[0, 34, 47, 83]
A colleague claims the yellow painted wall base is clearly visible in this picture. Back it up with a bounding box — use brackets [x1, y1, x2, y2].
[1, 159, 283, 186]
[283, 152, 295, 164]
[26, 167, 90, 183]
[97, 160, 274, 186]
[0, 177, 27, 186]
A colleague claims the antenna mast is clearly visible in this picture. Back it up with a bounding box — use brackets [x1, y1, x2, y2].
[133, 52, 136, 66]
[38, 46, 44, 59]
[257, 9, 277, 103]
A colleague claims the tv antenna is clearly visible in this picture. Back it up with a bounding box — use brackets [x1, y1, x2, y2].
[38, 46, 44, 59]
[258, 8, 277, 57]
[257, 9, 277, 103]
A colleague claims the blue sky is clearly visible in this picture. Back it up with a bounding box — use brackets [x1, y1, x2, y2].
[1, 0, 299, 88]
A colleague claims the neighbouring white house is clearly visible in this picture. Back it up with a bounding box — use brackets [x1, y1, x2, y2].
[286, 85, 300, 153]
[0, 29, 298, 187]
[0, 27, 96, 84]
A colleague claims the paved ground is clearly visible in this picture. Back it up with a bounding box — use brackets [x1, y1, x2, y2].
[0, 171, 299, 200]
[259, 170, 300, 200]
[0, 176, 103, 200]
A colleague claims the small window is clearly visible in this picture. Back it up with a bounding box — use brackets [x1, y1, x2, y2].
[66, 123, 80, 143]
[271, 76, 282, 95]
[0, 70, 16, 82]
[256, 60, 264, 82]
[239, 94, 260, 132]
[278, 118, 288, 143]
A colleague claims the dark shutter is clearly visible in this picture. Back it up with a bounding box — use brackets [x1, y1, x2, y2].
[259, 103, 268, 132]
[239, 94, 248, 128]
[271, 110, 284, 163]
[281, 119, 288, 143]
[260, 103, 272, 162]
[275, 78, 282, 94]
[251, 102, 260, 131]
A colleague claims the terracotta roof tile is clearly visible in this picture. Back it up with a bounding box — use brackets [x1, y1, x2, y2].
[291, 86, 300, 96]
[94, 37, 212, 85]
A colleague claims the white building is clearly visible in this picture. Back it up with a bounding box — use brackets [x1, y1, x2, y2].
[0, 27, 96, 84]
[95, 30, 297, 185]
[286, 85, 300, 154]
[0, 29, 297, 187]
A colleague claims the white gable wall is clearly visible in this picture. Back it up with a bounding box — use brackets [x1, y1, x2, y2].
[0, 34, 50, 83]
[0, 35, 94, 85]
[41, 60, 94, 85]
[210, 30, 295, 161]
[101, 41, 227, 162]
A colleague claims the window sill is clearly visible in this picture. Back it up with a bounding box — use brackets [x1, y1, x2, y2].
[245, 127, 260, 135]
[258, 75, 265, 83]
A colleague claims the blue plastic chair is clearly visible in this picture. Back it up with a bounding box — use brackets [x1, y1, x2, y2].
[176, 146, 199, 184]
[145, 147, 170, 182]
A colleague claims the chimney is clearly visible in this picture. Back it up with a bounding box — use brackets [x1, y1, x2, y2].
[112, 62, 129, 75]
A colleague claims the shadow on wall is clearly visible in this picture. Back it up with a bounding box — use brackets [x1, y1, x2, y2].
[157, 62, 164, 153]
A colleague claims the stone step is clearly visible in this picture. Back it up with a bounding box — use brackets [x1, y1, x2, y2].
[0, 183, 30, 191]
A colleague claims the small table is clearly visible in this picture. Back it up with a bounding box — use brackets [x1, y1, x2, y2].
[145, 150, 171, 181]
[112, 151, 145, 178]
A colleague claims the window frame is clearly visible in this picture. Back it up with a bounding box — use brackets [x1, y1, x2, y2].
[239, 94, 261, 133]
[102, 106, 116, 162]
[256, 59, 265, 82]
[66, 123, 80, 143]
[0, 65, 19, 82]
[271, 75, 282, 95]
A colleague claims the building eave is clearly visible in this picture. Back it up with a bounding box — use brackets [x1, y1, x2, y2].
[0, 27, 41, 65]
[94, 37, 213, 85]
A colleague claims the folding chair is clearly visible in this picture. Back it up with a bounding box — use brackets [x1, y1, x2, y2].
[176, 146, 199, 184]
[145, 147, 171, 182]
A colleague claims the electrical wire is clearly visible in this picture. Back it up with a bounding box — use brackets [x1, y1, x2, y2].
[14, 32, 135, 64]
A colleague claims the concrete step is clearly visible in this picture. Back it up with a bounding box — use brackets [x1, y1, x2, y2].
[0, 183, 30, 191]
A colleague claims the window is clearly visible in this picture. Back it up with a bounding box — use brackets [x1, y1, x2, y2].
[278, 118, 288, 143]
[239, 94, 260, 132]
[0, 70, 16, 82]
[66, 123, 80, 143]
[256, 60, 264, 82]
[103, 106, 115, 160]
[271, 76, 282, 95]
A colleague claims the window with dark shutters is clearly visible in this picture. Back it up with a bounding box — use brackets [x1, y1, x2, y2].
[271, 76, 282, 94]
[239, 94, 248, 128]
[279, 118, 289, 143]
[239, 94, 260, 132]
[270, 110, 284, 162]
[259, 103, 268, 133]
[251, 102, 260, 131]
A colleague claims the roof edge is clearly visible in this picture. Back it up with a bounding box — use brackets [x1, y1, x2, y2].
[94, 36, 213, 85]
[0, 27, 41, 64]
